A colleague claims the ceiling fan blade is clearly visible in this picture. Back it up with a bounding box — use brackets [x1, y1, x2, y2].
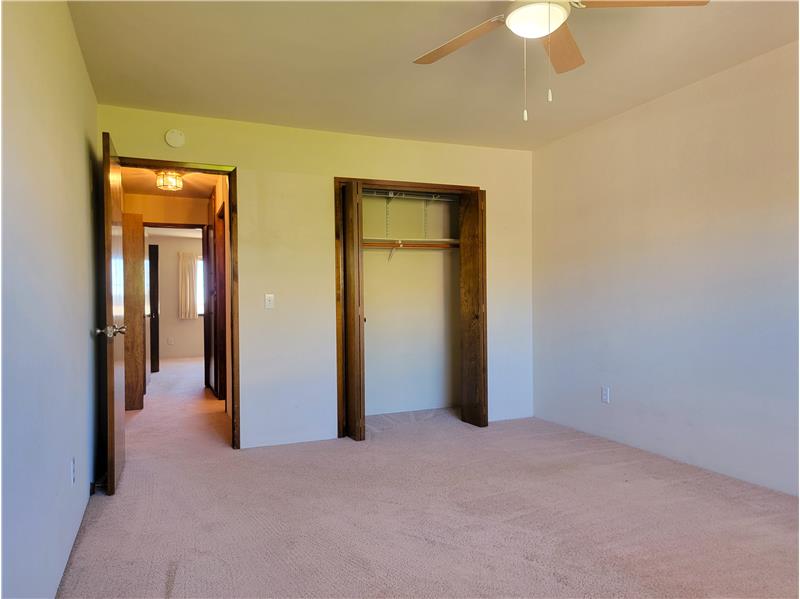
[413, 15, 505, 64]
[580, 0, 708, 7]
[541, 23, 585, 74]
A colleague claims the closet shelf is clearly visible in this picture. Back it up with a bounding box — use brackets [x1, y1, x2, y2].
[362, 238, 460, 250]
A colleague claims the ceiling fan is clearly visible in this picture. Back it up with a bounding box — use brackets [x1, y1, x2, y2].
[413, 0, 710, 75]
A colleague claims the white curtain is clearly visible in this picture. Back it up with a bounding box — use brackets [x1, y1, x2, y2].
[178, 252, 198, 320]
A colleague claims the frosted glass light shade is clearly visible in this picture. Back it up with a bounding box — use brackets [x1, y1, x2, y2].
[506, 2, 570, 39]
[156, 170, 183, 191]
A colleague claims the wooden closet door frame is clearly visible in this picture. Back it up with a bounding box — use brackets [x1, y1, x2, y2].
[333, 177, 488, 439]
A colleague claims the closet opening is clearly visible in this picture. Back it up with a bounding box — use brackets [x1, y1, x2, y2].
[334, 178, 487, 441]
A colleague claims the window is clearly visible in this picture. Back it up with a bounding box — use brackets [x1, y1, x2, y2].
[196, 257, 205, 315]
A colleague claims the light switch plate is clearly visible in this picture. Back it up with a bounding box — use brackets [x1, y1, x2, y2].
[601, 386, 611, 404]
[264, 293, 275, 310]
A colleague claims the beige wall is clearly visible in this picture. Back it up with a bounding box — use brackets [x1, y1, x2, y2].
[147, 234, 205, 360]
[98, 105, 535, 448]
[124, 193, 208, 225]
[533, 43, 798, 494]
[2, 3, 99, 596]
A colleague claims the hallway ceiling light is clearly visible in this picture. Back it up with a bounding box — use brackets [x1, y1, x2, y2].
[156, 170, 183, 191]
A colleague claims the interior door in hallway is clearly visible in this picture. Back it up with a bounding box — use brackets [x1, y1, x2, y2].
[149, 243, 159, 373]
[203, 225, 215, 392]
[214, 204, 227, 403]
[97, 131, 126, 495]
[123, 212, 144, 410]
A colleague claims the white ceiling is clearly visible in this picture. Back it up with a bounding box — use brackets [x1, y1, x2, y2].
[70, 1, 798, 150]
[121, 166, 219, 198]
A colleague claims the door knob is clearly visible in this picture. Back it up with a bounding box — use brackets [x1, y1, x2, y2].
[95, 325, 114, 338]
[94, 324, 127, 338]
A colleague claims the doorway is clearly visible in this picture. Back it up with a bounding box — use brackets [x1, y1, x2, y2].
[334, 178, 488, 441]
[144, 224, 207, 380]
[119, 158, 240, 450]
[95, 132, 240, 495]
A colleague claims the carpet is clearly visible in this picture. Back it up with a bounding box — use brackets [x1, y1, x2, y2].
[57, 359, 798, 598]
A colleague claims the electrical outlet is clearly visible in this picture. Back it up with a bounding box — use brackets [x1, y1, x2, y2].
[264, 293, 275, 310]
[601, 386, 611, 405]
[167, 336, 175, 346]
[70, 457, 76, 486]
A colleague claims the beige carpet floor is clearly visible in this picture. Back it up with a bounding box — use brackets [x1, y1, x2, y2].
[58, 359, 797, 598]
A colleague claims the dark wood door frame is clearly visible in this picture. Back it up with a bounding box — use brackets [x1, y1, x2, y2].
[458, 189, 489, 427]
[334, 177, 489, 440]
[340, 181, 365, 440]
[121, 156, 241, 450]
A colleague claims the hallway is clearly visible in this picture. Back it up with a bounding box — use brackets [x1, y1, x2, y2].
[125, 358, 230, 454]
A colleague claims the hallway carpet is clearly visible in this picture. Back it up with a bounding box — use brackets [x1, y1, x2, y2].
[58, 359, 797, 598]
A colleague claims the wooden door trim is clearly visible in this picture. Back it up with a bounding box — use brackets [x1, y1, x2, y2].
[229, 170, 240, 449]
[334, 181, 345, 437]
[459, 190, 489, 427]
[334, 177, 488, 438]
[341, 180, 365, 440]
[119, 156, 235, 175]
[142, 222, 207, 229]
[334, 176, 480, 195]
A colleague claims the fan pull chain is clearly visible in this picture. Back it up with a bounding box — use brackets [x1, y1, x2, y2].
[523, 38, 528, 122]
[547, 1, 553, 103]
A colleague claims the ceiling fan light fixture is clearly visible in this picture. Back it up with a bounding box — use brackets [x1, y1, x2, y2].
[155, 170, 183, 192]
[506, 1, 571, 39]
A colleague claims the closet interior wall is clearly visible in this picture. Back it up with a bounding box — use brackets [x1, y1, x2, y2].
[361, 192, 461, 416]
